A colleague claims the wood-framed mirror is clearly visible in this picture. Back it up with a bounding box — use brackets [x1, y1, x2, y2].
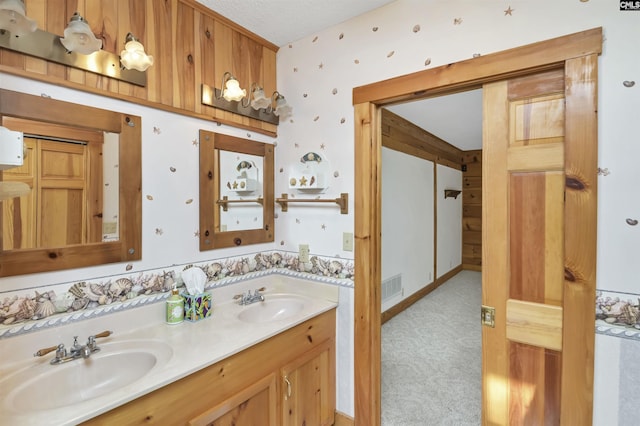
[199, 130, 274, 250]
[0, 89, 141, 277]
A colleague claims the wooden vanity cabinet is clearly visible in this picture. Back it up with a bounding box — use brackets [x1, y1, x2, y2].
[83, 309, 335, 426]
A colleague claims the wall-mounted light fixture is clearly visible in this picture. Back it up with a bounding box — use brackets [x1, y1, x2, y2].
[0, 0, 37, 37]
[216, 72, 246, 102]
[243, 83, 272, 110]
[120, 32, 153, 71]
[0, 7, 150, 86]
[201, 76, 292, 125]
[60, 12, 102, 55]
[271, 91, 292, 121]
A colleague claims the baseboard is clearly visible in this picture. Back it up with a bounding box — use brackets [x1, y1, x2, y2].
[463, 263, 482, 271]
[381, 264, 463, 324]
[334, 411, 354, 426]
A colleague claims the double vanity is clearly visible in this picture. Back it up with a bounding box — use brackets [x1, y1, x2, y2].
[0, 275, 339, 425]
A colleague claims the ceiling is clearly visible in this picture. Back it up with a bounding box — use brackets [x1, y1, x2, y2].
[386, 90, 483, 151]
[197, 0, 483, 151]
[196, 0, 396, 47]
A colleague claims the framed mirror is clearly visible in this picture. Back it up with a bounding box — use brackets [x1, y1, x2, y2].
[0, 89, 142, 277]
[199, 130, 274, 250]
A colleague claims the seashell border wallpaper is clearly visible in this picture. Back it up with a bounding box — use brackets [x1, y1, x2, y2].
[0, 251, 353, 339]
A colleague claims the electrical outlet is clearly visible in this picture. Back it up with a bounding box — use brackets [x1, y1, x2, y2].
[343, 232, 354, 251]
[102, 222, 117, 234]
[299, 244, 310, 263]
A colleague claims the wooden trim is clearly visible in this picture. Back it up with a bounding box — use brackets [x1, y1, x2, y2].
[334, 411, 355, 426]
[354, 28, 601, 426]
[0, 67, 278, 138]
[480, 80, 510, 426]
[381, 264, 463, 324]
[0, 88, 121, 132]
[463, 264, 482, 272]
[381, 109, 463, 168]
[353, 28, 602, 106]
[354, 102, 381, 426]
[559, 54, 598, 426]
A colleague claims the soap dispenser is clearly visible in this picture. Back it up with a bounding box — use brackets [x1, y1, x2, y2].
[166, 286, 184, 324]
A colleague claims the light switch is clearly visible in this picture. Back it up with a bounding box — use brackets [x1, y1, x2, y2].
[343, 232, 353, 251]
[299, 244, 310, 263]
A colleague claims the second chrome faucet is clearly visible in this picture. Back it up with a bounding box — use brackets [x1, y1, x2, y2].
[233, 287, 266, 305]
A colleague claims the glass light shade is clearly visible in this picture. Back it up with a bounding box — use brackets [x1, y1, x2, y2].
[0, 0, 37, 37]
[250, 87, 272, 110]
[274, 95, 292, 120]
[120, 39, 154, 71]
[222, 77, 246, 102]
[60, 13, 102, 55]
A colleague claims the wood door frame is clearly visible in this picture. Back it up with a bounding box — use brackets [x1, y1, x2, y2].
[352, 27, 602, 426]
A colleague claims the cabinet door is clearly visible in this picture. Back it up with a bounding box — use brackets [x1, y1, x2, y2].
[281, 339, 335, 426]
[188, 373, 277, 426]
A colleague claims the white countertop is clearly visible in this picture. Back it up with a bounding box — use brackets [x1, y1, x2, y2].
[0, 274, 339, 426]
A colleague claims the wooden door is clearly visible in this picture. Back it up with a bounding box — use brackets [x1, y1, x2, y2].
[281, 339, 335, 426]
[2, 138, 36, 249]
[482, 58, 597, 425]
[38, 139, 87, 247]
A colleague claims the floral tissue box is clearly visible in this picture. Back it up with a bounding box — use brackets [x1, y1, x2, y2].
[181, 292, 212, 322]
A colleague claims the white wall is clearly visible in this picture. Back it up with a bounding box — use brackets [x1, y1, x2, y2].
[436, 164, 462, 278]
[0, 0, 637, 421]
[381, 147, 434, 312]
[0, 74, 276, 296]
[275, 0, 640, 421]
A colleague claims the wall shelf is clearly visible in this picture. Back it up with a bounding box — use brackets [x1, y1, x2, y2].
[444, 189, 462, 199]
[276, 193, 348, 214]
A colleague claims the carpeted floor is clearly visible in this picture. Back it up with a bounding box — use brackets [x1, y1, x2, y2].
[381, 270, 482, 426]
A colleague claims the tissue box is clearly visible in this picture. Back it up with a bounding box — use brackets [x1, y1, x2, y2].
[181, 292, 212, 322]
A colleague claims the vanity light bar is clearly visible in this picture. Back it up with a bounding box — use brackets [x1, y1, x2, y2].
[0, 29, 146, 86]
[201, 83, 279, 125]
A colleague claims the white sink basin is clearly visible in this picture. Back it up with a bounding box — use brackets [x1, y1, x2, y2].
[0, 339, 172, 412]
[237, 295, 306, 323]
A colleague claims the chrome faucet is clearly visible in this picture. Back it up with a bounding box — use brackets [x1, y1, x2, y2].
[233, 287, 266, 305]
[34, 330, 112, 365]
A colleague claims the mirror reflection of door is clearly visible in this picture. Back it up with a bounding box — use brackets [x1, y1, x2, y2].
[1, 117, 118, 250]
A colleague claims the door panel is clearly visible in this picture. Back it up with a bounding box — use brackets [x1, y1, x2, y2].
[483, 59, 597, 425]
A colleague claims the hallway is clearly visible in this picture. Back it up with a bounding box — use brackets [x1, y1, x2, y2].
[381, 271, 482, 425]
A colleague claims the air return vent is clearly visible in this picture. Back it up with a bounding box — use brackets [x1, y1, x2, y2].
[382, 274, 402, 302]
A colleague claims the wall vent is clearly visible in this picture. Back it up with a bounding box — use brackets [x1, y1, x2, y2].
[382, 274, 402, 302]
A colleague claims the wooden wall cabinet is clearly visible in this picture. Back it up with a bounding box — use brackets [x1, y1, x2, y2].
[0, 0, 278, 136]
[83, 309, 336, 426]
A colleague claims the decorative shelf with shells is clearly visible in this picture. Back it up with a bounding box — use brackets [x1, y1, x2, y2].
[288, 151, 330, 192]
[225, 160, 258, 194]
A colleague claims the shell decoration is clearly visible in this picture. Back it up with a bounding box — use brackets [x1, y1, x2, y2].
[35, 299, 56, 319]
[0, 251, 355, 330]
